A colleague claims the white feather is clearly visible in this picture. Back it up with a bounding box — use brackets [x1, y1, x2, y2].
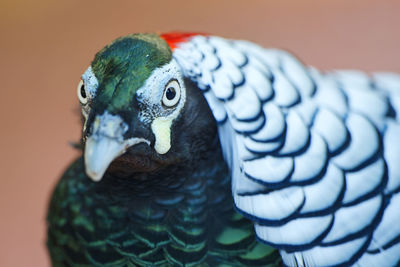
[242, 63, 273, 101]
[293, 98, 318, 126]
[278, 110, 310, 155]
[226, 84, 261, 121]
[300, 163, 344, 214]
[322, 195, 382, 244]
[373, 72, 400, 96]
[290, 133, 328, 182]
[357, 243, 400, 267]
[343, 85, 388, 122]
[334, 70, 372, 89]
[229, 112, 265, 133]
[243, 136, 283, 154]
[250, 102, 285, 141]
[272, 68, 300, 107]
[280, 51, 315, 97]
[243, 156, 293, 184]
[312, 108, 348, 153]
[343, 158, 385, 204]
[281, 236, 369, 267]
[234, 186, 304, 221]
[332, 113, 379, 170]
[383, 120, 400, 193]
[313, 76, 348, 118]
[255, 215, 332, 246]
[368, 193, 400, 251]
[211, 67, 234, 100]
[209, 37, 247, 66]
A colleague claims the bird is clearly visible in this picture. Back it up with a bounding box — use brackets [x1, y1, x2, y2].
[47, 32, 400, 267]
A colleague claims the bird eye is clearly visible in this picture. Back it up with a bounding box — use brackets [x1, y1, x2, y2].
[162, 79, 181, 107]
[77, 80, 88, 105]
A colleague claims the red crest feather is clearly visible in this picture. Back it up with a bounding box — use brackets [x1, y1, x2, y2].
[160, 32, 207, 50]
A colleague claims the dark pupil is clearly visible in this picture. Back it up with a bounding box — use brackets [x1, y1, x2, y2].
[80, 84, 87, 98]
[166, 87, 176, 100]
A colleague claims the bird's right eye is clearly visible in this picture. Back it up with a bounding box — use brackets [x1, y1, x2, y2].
[77, 80, 88, 105]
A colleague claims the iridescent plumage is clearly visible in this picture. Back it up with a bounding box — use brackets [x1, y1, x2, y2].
[47, 33, 400, 267]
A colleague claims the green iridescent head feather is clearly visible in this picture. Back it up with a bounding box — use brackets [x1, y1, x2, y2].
[90, 33, 172, 114]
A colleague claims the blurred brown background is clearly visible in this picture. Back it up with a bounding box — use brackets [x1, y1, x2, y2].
[0, 0, 399, 266]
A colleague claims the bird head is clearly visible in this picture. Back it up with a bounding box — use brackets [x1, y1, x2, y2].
[77, 33, 216, 181]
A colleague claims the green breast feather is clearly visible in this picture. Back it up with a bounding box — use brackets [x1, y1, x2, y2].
[47, 157, 280, 266]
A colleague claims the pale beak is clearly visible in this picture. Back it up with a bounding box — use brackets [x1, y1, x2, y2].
[84, 112, 150, 182]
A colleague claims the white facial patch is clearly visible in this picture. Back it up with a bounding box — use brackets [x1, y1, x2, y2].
[136, 59, 186, 154]
[82, 66, 99, 99]
[80, 66, 99, 131]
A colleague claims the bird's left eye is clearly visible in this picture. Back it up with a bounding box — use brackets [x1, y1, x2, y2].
[162, 79, 181, 107]
[77, 80, 88, 105]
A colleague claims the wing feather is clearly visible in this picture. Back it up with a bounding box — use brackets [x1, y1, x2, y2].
[174, 35, 400, 266]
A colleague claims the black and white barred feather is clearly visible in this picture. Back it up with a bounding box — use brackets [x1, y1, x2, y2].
[173, 35, 400, 267]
